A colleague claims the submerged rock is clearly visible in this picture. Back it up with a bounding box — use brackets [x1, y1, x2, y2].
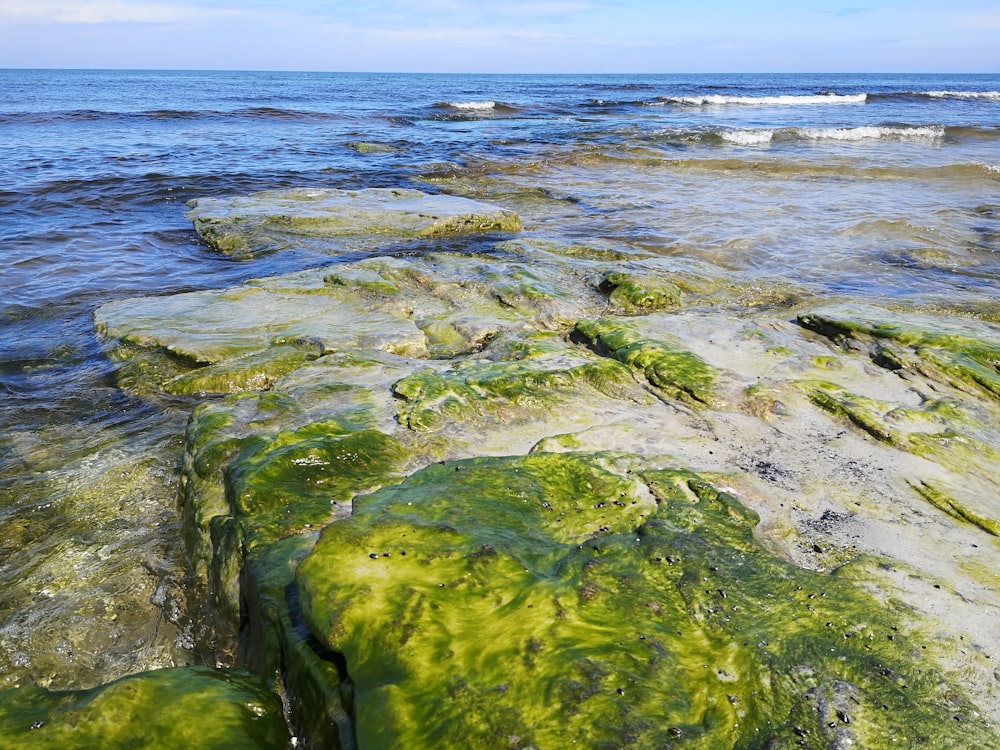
[186, 187, 522, 258]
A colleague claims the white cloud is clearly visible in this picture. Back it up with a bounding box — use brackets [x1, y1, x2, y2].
[0, 0, 217, 24]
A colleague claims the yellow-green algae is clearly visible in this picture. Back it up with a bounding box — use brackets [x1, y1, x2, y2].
[179, 382, 407, 656]
[909, 480, 1000, 537]
[392, 339, 636, 432]
[798, 306, 1000, 400]
[0, 666, 289, 749]
[599, 270, 682, 314]
[574, 317, 714, 405]
[296, 452, 994, 749]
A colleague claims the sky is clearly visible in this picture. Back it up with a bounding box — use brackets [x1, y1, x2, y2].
[0, 0, 997, 73]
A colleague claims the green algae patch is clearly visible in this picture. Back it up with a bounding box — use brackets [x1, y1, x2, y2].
[598, 270, 681, 314]
[179, 383, 408, 655]
[910, 480, 1000, 537]
[0, 666, 289, 749]
[803, 382, 901, 446]
[186, 188, 521, 258]
[242, 536, 356, 750]
[94, 275, 427, 394]
[227, 422, 406, 550]
[391, 337, 635, 431]
[346, 141, 399, 154]
[798, 305, 1000, 401]
[296, 452, 995, 749]
[574, 318, 714, 405]
[165, 344, 317, 396]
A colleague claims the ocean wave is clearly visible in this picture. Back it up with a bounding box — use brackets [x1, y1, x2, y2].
[446, 100, 498, 111]
[428, 100, 521, 119]
[799, 125, 945, 142]
[713, 125, 944, 146]
[656, 93, 868, 106]
[721, 129, 775, 145]
[924, 90, 1000, 101]
[867, 90, 1000, 103]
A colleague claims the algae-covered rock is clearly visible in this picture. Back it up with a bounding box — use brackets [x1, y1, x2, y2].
[598, 270, 681, 313]
[95, 273, 426, 372]
[0, 666, 289, 749]
[392, 333, 636, 431]
[186, 188, 522, 258]
[798, 304, 1000, 400]
[574, 317, 714, 405]
[296, 452, 995, 748]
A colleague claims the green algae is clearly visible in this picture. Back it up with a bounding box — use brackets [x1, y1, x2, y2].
[804, 382, 901, 446]
[242, 536, 355, 750]
[296, 452, 995, 749]
[227, 423, 405, 550]
[346, 141, 399, 154]
[798, 306, 1000, 401]
[574, 318, 714, 406]
[165, 344, 317, 396]
[598, 270, 681, 313]
[909, 480, 1000, 537]
[178, 381, 406, 658]
[0, 666, 289, 749]
[391, 339, 635, 431]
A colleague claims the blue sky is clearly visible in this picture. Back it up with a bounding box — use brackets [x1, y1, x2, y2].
[1, 0, 997, 72]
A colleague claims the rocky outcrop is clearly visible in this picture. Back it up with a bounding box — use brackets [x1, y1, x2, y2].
[186, 188, 523, 258]
[65, 189, 1000, 746]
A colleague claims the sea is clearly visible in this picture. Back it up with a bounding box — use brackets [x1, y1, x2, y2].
[1, 70, 998, 690]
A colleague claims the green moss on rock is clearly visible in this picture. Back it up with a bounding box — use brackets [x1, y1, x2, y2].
[574, 318, 714, 405]
[798, 306, 1000, 401]
[296, 452, 994, 749]
[598, 270, 681, 313]
[0, 667, 289, 749]
[391, 339, 635, 431]
[228, 422, 406, 551]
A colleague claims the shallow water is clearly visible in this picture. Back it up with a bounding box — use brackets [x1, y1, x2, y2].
[0, 69, 998, 691]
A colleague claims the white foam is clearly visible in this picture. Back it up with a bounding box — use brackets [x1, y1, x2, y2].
[663, 93, 867, 106]
[799, 125, 944, 142]
[925, 90, 1000, 101]
[448, 100, 497, 111]
[722, 129, 775, 145]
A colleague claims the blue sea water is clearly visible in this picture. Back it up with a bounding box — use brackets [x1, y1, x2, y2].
[0, 70, 998, 689]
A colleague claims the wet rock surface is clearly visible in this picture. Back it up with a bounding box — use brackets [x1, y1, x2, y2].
[7, 188, 1000, 747]
[186, 187, 523, 258]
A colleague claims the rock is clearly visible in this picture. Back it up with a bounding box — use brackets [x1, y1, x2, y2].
[186, 188, 522, 258]
[81, 193, 1000, 747]
[296, 452, 994, 748]
[0, 666, 289, 748]
[574, 317, 715, 405]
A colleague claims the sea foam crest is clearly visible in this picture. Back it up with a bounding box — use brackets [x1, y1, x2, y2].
[447, 100, 497, 111]
[722, 129, 775, 145]
[662, 93, 867, 106]
[925, 90, 1000, 101]
[801, 125, 945, 142]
